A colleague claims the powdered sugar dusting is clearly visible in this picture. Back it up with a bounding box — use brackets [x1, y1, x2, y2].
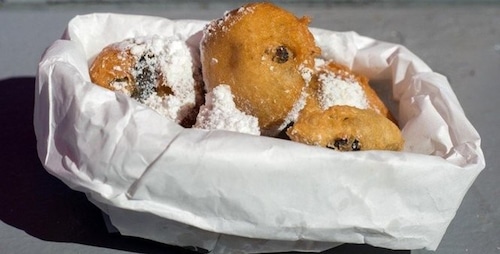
[195, 85, 260, 135]
[268, 65, 313, 135]
[110, 80, 131, 96]
[278, 87, 308, 132]
[314, 58, 326, 69]
[111, 35, 198, 123]
[317, 71, 369, 110]
[203, 5, 256, 38]
[274, 65, 312, 131]
[159, 39, 198, 121]
[299, 64, 313, 85]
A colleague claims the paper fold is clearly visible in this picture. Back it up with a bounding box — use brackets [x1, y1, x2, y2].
[34, 13, 485, 253]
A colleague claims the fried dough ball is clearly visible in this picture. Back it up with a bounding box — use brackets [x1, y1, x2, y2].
[287, 104, 404, 151]
[89, 35, 203, 126]
[201, 2, 321, 134]
[286, 60, 403, 151]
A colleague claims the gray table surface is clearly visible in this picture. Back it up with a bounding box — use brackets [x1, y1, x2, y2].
[0, 2, 498, 254]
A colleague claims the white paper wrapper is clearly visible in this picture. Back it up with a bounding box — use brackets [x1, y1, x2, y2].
[34, 13, 485, 253]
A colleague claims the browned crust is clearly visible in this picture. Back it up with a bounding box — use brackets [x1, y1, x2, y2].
[201, 2, 321, 133]
[287, 105, 404, 151]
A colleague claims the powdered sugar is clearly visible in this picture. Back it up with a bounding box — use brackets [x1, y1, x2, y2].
[111, 35, 198, 123]
[195, 85, 260, 135]
[278, 88, 309, 133]
[312, 58, 369, 110]
[203, 5, 256, 38]
[316, 71, 369, 110]
[110, 80, 130, 96]
[299, 64, 313, 85]
[314, 58, 326, 69]
[275, 65, 313, 132]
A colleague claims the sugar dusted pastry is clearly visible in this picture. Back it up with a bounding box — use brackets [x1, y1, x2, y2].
[89, 35, 203, 126]
[287, 104, 404, 151]
[200, 2, 320, 135]
[286, 60, 404, 151]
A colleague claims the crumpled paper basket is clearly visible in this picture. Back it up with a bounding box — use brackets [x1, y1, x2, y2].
[34, 13, 485, 254]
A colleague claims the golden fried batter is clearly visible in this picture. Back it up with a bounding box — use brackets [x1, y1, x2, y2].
[201, 2, 321, 134]
[90, 45, 135, 93]
[287, 105, 404, 151]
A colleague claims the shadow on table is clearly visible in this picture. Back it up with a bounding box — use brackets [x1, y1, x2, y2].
[0, 77, 195, 254]
[0, 77, 408, 254]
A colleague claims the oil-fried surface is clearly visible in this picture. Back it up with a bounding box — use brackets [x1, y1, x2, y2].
[201, 2, 320, 133]
[288, 105, 404, 151]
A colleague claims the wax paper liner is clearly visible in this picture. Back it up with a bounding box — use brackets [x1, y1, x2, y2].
[34, 13, 485, 254]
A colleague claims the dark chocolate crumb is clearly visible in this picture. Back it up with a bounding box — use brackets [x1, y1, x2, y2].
[334, 138, 348, 150]
[112, 77, 130, 84]
[351, 139, 361, 151]
[327, 138, 361, 151]
[273, 46, 289, 64]
[131, 54, 158, 102]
